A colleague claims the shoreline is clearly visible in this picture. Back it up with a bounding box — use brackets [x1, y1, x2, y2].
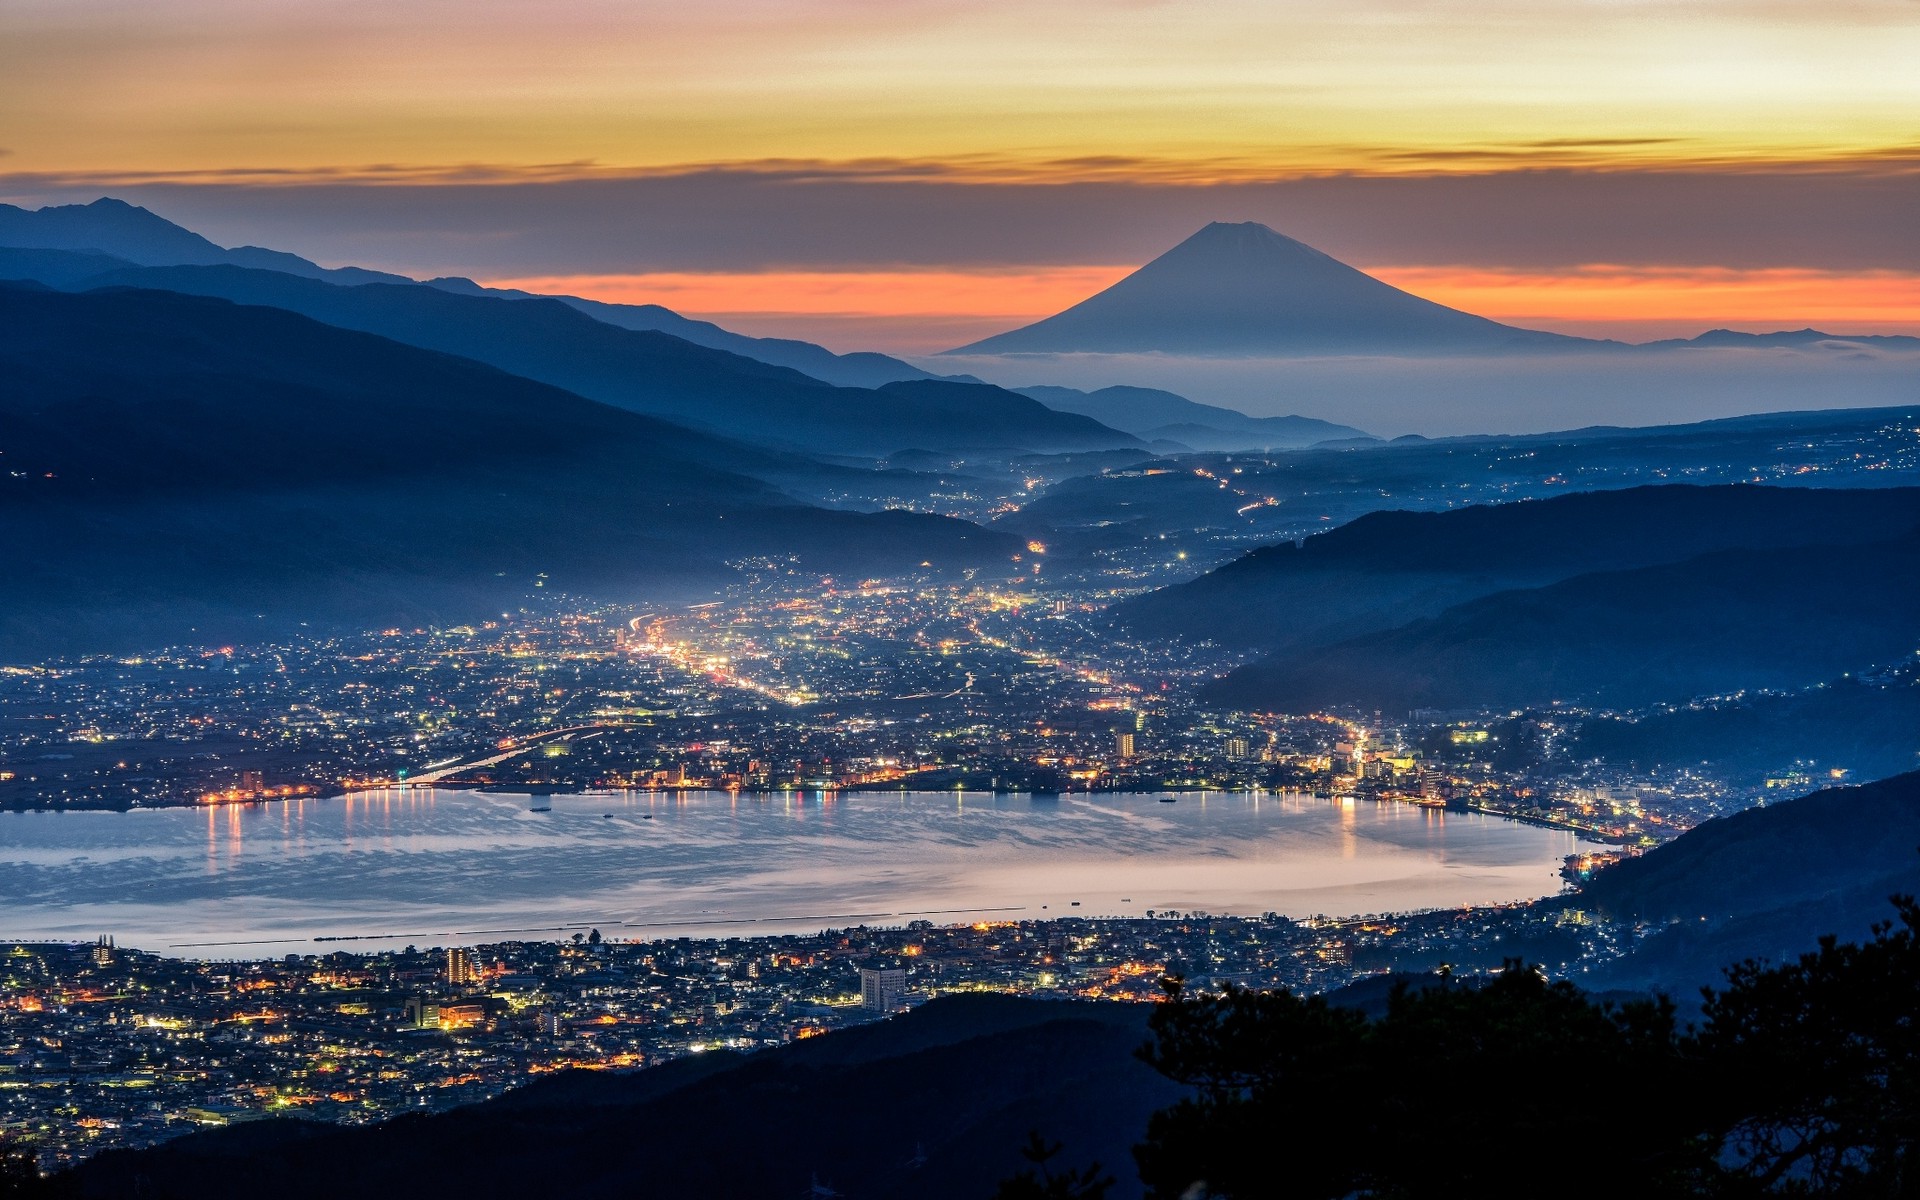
[0, 781, 1624, 846]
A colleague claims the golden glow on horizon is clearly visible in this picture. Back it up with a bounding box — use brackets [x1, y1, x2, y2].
[4, 1, 1919, 180]
[1370, 266, 1920, 340]
[481, 264, 1920, 350]
[9, 1, 1918, 344]
[484, 267, 1136, 319]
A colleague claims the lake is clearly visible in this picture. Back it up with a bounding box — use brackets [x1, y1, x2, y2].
[0, 789, 1582, 957]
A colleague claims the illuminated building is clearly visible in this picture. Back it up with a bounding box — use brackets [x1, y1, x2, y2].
[447, 946, 477, 987]
[437, 1002, 486, 1030]
[1115, 732, 1135, 760]
[1225, 737, 1250, 760]
[858, 962, 906, 1013]
[91, 935, 114, 966]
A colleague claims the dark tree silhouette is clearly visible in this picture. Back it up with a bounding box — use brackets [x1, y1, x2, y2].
[1129, 896, 1920, 1198]
[1133, 969, 1708, 1199]
[0, 1136, 64, 1200]
[993, 1131, 1115, 1200]
[1696, 895, 1920, 1197]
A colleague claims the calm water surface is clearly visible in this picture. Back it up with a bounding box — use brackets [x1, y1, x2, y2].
[0, 789, 1580, 956]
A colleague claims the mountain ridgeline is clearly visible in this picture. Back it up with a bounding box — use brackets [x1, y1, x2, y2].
[0, 200, 1136, 455]
[0, 285, 1020, 659]
[70, 994, 1178, 1200]
[1012, 384, 1368, 449]
[1575, 769, 1920, 993]
[0, 197, 414, 286]
[1218, 531, 1920, 712]
[943, 220, 1920, 359]
[1569, 674, 1920, 783]
[1114, 483, 1920, 712]
[25, 258, 1134, 457]
[422, 275, 938, 389]
[948, 221, 1594, 356]
[0, 199, 939, 388]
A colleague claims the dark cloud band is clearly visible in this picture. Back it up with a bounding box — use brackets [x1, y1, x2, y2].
[5, 160, 1914, 277]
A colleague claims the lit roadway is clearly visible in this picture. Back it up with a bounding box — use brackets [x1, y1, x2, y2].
[365, 725, 626, 788]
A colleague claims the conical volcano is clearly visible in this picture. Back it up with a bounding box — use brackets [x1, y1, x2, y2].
[947, 221, 1592, 356]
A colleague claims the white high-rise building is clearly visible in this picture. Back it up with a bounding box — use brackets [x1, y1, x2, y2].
[859, 963, 907, 1013]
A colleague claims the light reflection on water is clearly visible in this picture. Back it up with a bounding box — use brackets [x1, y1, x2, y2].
[0, 789, 1580, 957]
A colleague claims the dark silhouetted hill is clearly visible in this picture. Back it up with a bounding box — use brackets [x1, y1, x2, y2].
[1571, 673, 1920, 783]
[0, 196, 412, 285]
[1205, 527, 1920, 712]
[948, 222, 1593, 356]
[1579, 771, 1920, 925]
[69, 994, 1180, 1200]
[0, 285, 1018, 658]
[0, 198, 943, 388]
[0, 245, 138, 287]
[426, 275, 939, 388]
[1572, 771, 1920, 993]
[1120, 483, 1920, 653]
[57, 262, 1133, 456]
[1647, 328, 1920, 352]
[0, 197, 239, 265]
[1016, 383, 1367, 448]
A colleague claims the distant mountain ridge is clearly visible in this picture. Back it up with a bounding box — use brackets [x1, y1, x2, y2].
[948, 221, 1596, 356]
[0, 245, 140, 286]
[946, 221, 1920, 358]
[0, 196, 414, 286]
[1645, 328, 1920, 352]
[1109, 482, 1920, 712]
[1015, 384, 1369, 449]
[1571, 671, 1920, 784]
[8, 201, 1909, 375]
[3, 253, 1137, 457]
[423, 275, 938, 388]
[1121, 483, 1920, 653]
[1207, 527, 1920, 712]
[0, 198, 937, 389]
[0, 284, 1019, 658]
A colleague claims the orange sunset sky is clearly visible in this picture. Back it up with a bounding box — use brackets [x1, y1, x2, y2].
[4, 0, 1917, 351]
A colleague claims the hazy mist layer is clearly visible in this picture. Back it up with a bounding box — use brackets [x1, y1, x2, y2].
[928, 348, 1920, 438]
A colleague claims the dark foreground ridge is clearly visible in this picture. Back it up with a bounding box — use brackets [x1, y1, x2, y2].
[69, 994, 1176, 1200]
[1576, 769, 1920, 992]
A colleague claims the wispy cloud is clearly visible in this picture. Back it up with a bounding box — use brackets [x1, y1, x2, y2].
[6, 142, 1920, 193]
[1512, 138, 1689, 149]
[7, 0, 1918, 180]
